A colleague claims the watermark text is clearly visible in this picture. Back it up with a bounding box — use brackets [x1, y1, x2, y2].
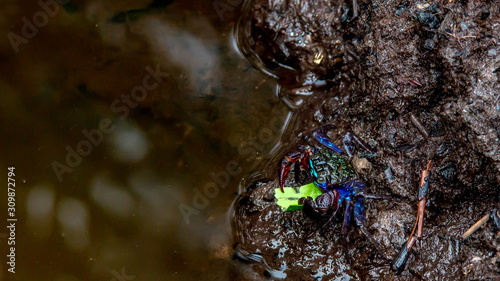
[6, 167, 17, 274]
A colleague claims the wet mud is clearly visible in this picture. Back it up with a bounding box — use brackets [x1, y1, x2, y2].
[231, 0, 500, 280]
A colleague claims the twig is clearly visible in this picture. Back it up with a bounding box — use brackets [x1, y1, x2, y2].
[391, 161, 431, 274]
[461, 213, 490, 240]
[255, 78, 267, 89]
[409, 113, 429, 138]
[445, 24, 477, 48]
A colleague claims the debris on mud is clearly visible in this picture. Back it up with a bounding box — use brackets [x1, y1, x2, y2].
[236, 0, 360, 89]
[232, 0, 500, 280]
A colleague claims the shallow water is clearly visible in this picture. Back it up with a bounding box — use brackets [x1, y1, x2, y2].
[0, 1, 291, 280]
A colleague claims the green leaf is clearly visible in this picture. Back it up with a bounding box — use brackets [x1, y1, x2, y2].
[274, 182, 323, 212]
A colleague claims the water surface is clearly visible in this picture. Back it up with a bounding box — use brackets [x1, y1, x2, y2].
[0, 1, 289, 280]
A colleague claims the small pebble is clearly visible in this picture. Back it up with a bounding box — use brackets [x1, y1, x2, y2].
[418, 12, 433, 24]
[417, 11, 440, 29]
[460, 22, 468, 31]
[384, 166, 394, 183]
[395, 7, 405, 16]
[417, 3, 430, 9]
[352, 156, 371, 172]
[424, 39, 436, 50]
[487, 49, 497, 57]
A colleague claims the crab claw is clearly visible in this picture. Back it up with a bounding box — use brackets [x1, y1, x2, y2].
[278, 146, 313, 192]
[300, 190, 341, 218]
[279, 155, 294, 192]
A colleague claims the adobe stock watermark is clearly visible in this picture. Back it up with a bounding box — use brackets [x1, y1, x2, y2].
[7, 0, 70, 54]
[51, 64, 168, 182]
[178, 107, 288, 224]
[213, 0, 244, 21]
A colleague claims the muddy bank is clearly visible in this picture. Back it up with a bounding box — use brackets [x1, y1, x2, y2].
[232, 0, 500, 280]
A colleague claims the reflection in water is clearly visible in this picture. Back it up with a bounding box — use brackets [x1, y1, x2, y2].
[109, 122, 149, 163]
[142, 17, 220, 94]
[90, 176, 135, 218]
[129, 170, 184, 228]
[0, 0, 288, 280]
[26, 185, 55, 239]
[57, 198, 90, 252]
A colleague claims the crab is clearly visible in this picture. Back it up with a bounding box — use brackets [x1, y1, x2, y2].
[278, 125, 390, 259]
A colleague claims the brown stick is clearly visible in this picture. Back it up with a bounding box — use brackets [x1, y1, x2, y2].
[461, 213, 490, 240]
[392, 161, 432, 275]
[416, 199, 426, 239]
[409, 113, 429, 138]
[416, 161, 431, 238]
[407, 161, 431, 246]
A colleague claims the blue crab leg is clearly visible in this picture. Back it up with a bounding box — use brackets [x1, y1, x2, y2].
[341, 196, 353, 234]
[340, 196, 354, 262]
[361, 194, 392, 199]
[342, 181, 392, 199]
[312, 126, 374, 157]
[343, 132, 374, 158]
[354, 197, 389, 259]
[312, 126, 343, 154]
